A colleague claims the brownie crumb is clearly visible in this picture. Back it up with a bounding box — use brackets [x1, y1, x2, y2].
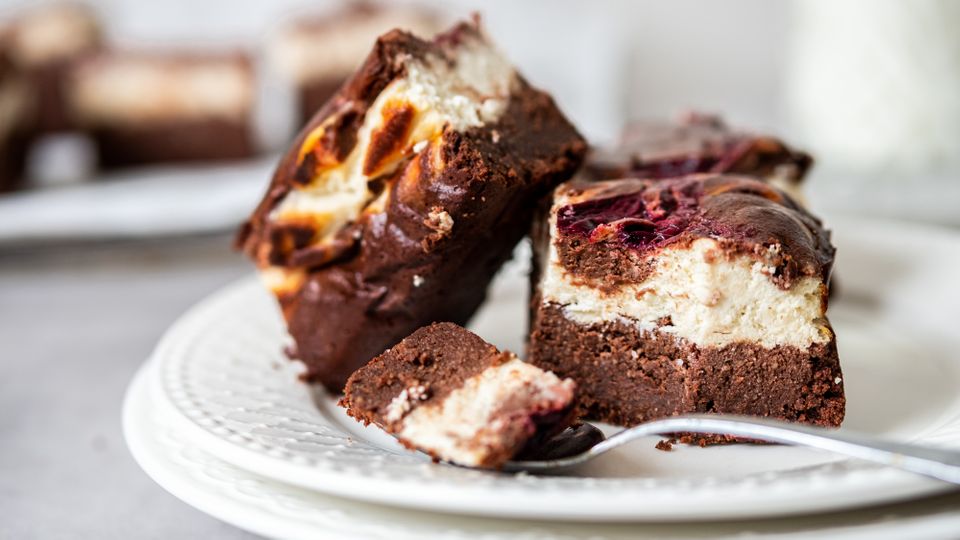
[678, 434, 711, 448]
[655, 438, 675, 451]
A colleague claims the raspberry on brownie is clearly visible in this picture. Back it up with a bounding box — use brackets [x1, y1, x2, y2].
[528, 174, 844, 439]
[341, 323, 577, 469]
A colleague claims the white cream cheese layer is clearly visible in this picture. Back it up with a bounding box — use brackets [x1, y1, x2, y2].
[269, 31, 515, 260]
[539, 196, 831, 350]
[394, 356, 575, 467]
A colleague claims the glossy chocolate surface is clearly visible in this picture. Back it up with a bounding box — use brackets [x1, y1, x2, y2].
[552, 175, 835, 288]
[557, 178, 702, 251]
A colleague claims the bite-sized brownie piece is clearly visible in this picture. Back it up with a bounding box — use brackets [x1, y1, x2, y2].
[267, 2, 442, 127]
[0, 49, 30, 191]
[528, 174, 844, 437]
[586, 113, 812, 202]
[238, 19, 586, 391]
[341, 323, 577, 468]
[1, 3, 102, 133]
[66, 50, 257, 168]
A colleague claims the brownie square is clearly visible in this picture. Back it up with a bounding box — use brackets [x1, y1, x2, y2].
[528, 175, 844, 436]
[238, 19, 586, 390]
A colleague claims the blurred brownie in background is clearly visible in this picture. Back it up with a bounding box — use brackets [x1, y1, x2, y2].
[586, 113, 812, 202]
[0, 49, 30, 191]
[267, 2, 441, 128]
[67, 51, 257, 168]
[1, 3, 102, 134]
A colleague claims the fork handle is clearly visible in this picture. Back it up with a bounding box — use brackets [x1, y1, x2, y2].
[596, 414, 960, 485]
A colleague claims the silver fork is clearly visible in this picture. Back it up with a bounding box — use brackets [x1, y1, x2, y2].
[503, 414, 960, 484]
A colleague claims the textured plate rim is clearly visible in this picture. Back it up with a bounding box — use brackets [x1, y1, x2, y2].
[124, 361, 960, 540]
[145, 216, 960, 522]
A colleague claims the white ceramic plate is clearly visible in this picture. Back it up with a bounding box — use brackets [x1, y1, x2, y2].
[124, 361, 960, 540]
[0, 157, 275, 246]
[144, 215, 960, 522]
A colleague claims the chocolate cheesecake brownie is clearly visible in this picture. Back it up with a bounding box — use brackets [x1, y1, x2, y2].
[1, 3, 102, 133]
[268, 2, 441, 127]
[0, 49, 30, 191]
[67, 50, 257, 167]
[238, 19, 586, 390]
[586, 113, 812, 202]
[341, 323, 577, 468]
[528, 174, 844, 435]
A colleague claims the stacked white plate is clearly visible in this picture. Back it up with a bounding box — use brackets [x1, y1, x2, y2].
[123, 215, 960, 539]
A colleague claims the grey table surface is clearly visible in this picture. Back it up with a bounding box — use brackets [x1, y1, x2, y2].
[0, 236, 259, 539]
[2, 235, 959, 539]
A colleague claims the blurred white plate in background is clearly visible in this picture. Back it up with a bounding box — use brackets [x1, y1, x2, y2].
[0, 157, 275, 247]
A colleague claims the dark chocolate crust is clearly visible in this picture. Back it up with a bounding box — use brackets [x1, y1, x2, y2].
[340, 322, 506, 431]
[238, 22, 586, 391]
[91, 120, 255, 168]
[528, 302, 845, 433]
[585, 113, 812, 183]
[553, 175, 834, 290]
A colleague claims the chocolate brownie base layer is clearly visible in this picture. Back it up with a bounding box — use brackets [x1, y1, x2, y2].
[92, 120, 255, 168]
[528, 302, 845, 435]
